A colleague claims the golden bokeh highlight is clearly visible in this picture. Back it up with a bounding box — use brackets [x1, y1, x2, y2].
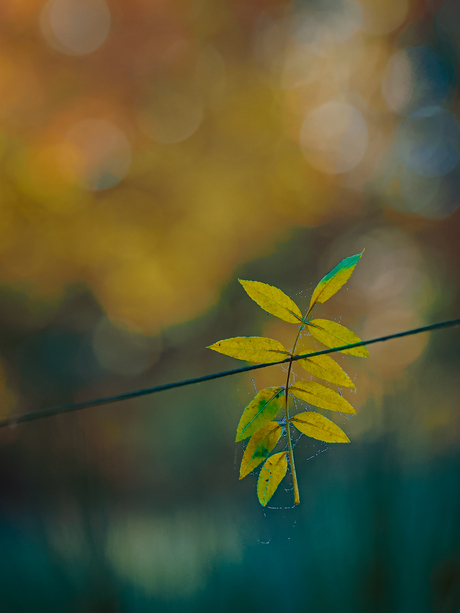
[0, 0, 457, 336]
[300, 101, 368, 174]
[357, 0, 409, 35]
[40, 0, 111, 55]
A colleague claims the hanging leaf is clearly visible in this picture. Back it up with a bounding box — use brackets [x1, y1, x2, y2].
[257, 452, 288, 507]
[208, 336, 290, 363]
[308, 251, 364, 314]
[236, 387, 285, 441]
[307, 319, 369, 357]
[291, 412, 350, 443]
[289, 380, 355, 414]
[297, 354, 355, 388]
[239, 422, 282, 479]
[239, 280, 303, 324]
[207, 250, 371, 507]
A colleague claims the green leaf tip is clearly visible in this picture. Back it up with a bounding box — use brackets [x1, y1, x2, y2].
[308, 249, 365, 314]
[209, 252, 369, 506]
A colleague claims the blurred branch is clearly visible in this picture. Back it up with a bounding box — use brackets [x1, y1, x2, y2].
[1, 318, 459, 430]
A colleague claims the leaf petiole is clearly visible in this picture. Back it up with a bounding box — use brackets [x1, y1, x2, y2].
[284, 324, 304, 505]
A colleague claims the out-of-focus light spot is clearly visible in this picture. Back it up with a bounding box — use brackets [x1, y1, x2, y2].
[400, 167, 460, 219]
[62, 119, 131, 190]
[107, 512, 242, 597]
[357, 0, 408, 35]
[363, 309, 428, 379]
[281, 46, 317, 90]
[98, 260, 177, 333]
[294, 0, 363, 52]
[300, 101, 368, 174]
[92, 317, 158, 377]
[40, 0, 111, 56]
[382, 46, 454, 115]
[139, 82, 203, 145]
[397, 107, 460, 178]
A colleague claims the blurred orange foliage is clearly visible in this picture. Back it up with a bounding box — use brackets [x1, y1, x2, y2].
[1, 0, 426, 333]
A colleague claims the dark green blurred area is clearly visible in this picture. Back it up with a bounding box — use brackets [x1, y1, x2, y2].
[1, 223, 459, 612]
[1, 0, 460, 611]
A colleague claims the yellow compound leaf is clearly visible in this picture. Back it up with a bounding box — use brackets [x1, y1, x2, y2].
[297, 354, 355, 388]
[308, 251, 364, 313]
[307, 319, 369, 357]
[236, 387, 285, 441]
[207, 336, 290, 363]
[239, 279, 303, 324]
[289, 380, 355, 414]
[257, 452, 288, 507]
[291, 412, 350, 443]
[239, 422, 282, 479]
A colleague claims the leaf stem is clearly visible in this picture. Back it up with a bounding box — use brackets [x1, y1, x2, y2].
[285, 325, 303, 505]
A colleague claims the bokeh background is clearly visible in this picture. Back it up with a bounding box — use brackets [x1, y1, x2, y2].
[0, 0, 460, 611]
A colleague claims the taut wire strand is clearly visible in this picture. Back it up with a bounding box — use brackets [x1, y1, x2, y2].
[0, 318, 459, 429]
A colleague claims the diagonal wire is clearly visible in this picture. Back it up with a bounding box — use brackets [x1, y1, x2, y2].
[0, 317, 459, 430]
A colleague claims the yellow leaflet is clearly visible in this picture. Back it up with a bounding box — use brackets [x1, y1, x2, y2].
[239, 280, 303, 324]
[239, 422, 282, 479]
[257, 452, 288, 507]
[308, 251, 364, 313]
[236, 387, 285, 441]
[307, 319, 369, 357]
[297, 354, 355, 388]
[289, 380, 355, 414]
[291, 412, 350, 443]
[208, 336, 289, 363]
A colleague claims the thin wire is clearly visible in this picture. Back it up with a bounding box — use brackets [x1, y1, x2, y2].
[1, 317, 459, 429]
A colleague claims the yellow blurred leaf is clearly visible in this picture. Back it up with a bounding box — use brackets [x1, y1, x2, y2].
[257, 452, 288, 507]
[307, 319, 369, 357]
[239, 422, 282, 479]
[291, 411, 350, 443]
[289, 380, 355, 414]
[236, 387, 285, 441]
[208, 336, 289, 363]
[239, 279, 303, 324]
[308, 251, 364, 313]
[297, 354, 355, 388]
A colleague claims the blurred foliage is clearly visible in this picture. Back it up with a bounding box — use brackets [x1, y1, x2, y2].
[0, 0, 460, 611]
